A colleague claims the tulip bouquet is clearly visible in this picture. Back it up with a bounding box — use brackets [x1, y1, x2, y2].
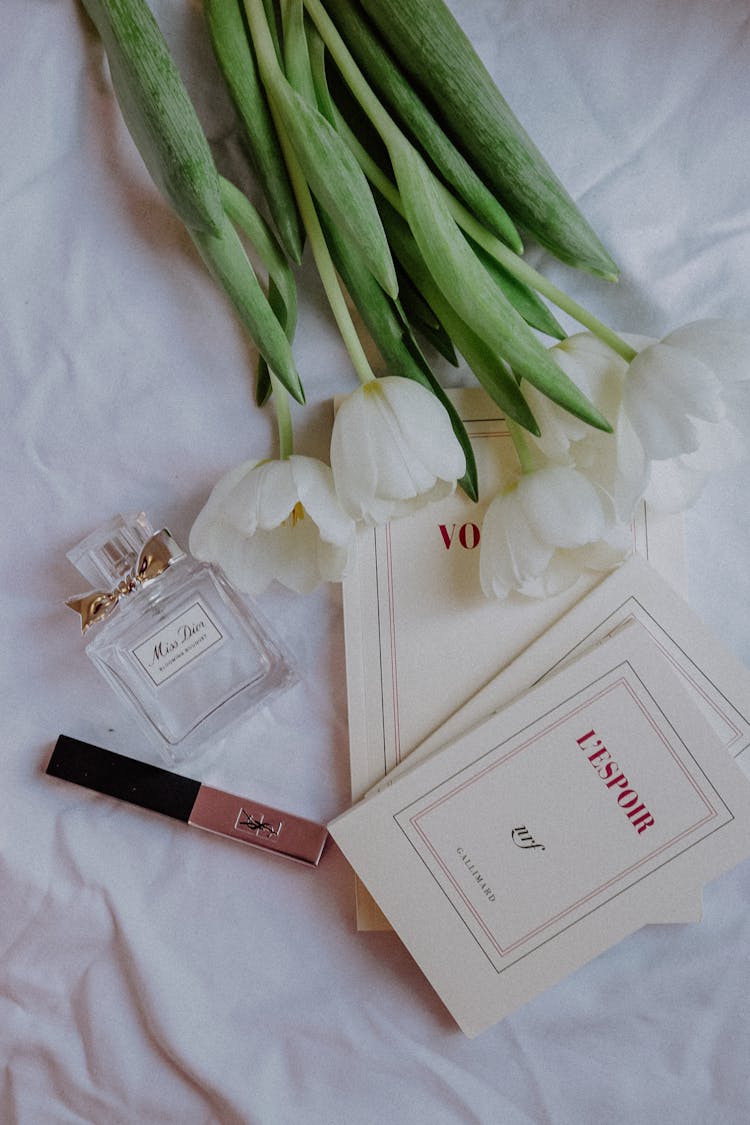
[80, 0, 750, 598]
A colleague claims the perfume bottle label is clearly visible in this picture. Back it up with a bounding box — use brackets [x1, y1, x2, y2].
[131, 600, 224, 687]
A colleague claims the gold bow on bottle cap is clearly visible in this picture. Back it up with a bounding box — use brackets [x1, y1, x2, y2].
[66, 529, 183, 633]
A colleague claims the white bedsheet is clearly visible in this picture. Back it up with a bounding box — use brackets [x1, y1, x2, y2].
[2, 1, 750, 1121]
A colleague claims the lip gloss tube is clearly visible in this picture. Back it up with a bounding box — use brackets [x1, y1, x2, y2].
[47, 734, 329, 866]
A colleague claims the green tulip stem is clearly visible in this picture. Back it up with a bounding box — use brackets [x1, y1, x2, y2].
[303, 0, 399, 145]
[284, 139, 377, 386]
[507, 418, 537, 475]
[243, 0, 376, 387]
[469, 235, 638, 363]
[302, 0, 638, 365]
[270, 372, 294, 458]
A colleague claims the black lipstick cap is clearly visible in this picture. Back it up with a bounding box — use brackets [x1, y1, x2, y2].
[46, 735, 200, 822]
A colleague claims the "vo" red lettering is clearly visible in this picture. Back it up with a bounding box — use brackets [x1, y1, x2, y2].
[438, 523, 481, 550]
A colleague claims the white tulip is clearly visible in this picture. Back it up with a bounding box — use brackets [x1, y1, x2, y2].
[622, 343, 724, 461]
[622, 317, 749, 449]
[620, 318, 750, 510]
[526, 333, 630, 461]
[525, 333, 651, 523]
[189, 456, 356, 595]
[479, 465, 623, 600]
[330, 376, 466, 523]
[524, 321, 750, 520]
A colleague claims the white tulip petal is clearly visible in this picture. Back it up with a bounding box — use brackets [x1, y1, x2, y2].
[369, 382, 457, 498]
[644, 456, 710, 514]
[291, 457, 356, 546]
[630, 342, 719, 410]
[271, 519, 324, 594]
[624, 349, 702, 459]
[662, 319, 750, 386]
[529, 334, 653, 524]
[611, 407, 650, 522]
[513, 527, 630, 599]
[479, 318, 749, 599]
[212, 525, 273, 595]
[238, 461, 302, 531]
[189, 513, 229, 570]
[317, 539, 354, 584]
[527, 335, 624, 460]
[479, 486, 555, 599]
[189, 460, 261, 556]
[645, 417, 746, 512]
[478, 457, 629, 601]
[517, 551, 584, 599]
[380, 378, 466, 478]
[331, 394, 382, 513]
[359, 483, 450, 526]
[363, 398, 421, 499]
[189, 455, 356, 595]
[520, 467, 606, 549]
[574, 532, 631, 572]
[623, 341, 725, 459]
[331, 378, 464, 523]
[654, 344, 724, 422]
[247, 527, 280, 591]
[370, 408, 436, 499]
[524, 393, 583, 461]
[554, 333, 629, 399]
[626, 395, 700, 460]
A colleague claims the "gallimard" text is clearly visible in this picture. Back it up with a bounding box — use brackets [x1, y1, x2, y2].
[576, 729, 655, 835]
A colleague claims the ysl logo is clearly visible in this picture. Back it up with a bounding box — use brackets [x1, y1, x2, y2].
[511, 825, 545, 851]
[235, 809, 283, 839]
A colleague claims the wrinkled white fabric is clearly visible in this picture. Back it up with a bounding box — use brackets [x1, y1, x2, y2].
[3, 1, 750, 1122]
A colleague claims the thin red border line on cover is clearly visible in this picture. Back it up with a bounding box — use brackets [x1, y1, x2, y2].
[407, 674, 720, 960]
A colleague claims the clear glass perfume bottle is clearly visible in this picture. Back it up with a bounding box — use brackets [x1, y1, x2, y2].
[66, 512, 296, 764]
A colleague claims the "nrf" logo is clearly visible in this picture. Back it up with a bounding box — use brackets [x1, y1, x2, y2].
[511, 825, 545, 851]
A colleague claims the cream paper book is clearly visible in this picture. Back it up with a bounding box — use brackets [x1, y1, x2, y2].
[340, 387, 686, 929]
[330, 623, 750, 1037]
[367, 554, 750, 925]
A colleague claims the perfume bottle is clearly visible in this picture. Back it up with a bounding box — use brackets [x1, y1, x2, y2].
[66, 512, 296, 764]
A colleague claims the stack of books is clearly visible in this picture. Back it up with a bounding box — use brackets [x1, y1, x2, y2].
[333, 389, 750, 1036]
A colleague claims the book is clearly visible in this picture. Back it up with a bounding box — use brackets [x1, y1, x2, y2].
[340, 388, 687, 928]
[330, 622, 750, 1036]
